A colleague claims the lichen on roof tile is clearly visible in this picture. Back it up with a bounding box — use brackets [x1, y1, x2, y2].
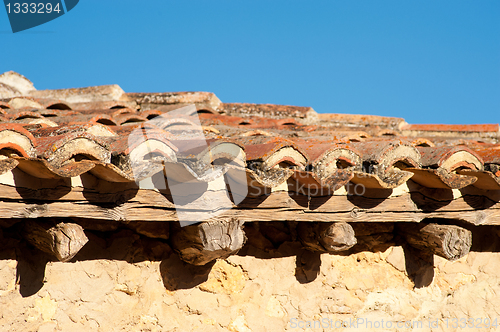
[29, 84, 127, 103]
[0, 71, 498, 227]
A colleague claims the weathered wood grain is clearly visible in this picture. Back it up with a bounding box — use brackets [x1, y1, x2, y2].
[0, 169, 499, 226]
[298, 222, 357, 252]
[397, 223, 472, 261]
[1, 199, 499, 225]
[169, 218, 246, 265]
[22, 220, 88, 262]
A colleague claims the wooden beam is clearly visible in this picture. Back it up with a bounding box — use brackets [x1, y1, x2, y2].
[169, 218, 246, 265]
[0, 172, 500, 226]
[297, 222, 357, 252]
[0, 199, 499, 225]
[397, 223, 472, 261]
[21, 220, 88, 262]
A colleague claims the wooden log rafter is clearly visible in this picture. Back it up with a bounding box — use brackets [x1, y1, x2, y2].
[298, 222, 357, 252]
[397, 223, 472, 261]
[21, 220, 88, 262]
[169, 217, 246, 265]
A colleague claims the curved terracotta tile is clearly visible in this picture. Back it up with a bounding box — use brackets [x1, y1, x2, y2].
[350, 140, 421, 189]
[48, 160, 97, 178]
[14, 118, 59, 128]
[0, 71, 35, 96]
[36, 133, 112, 168]
[162, 160, 240, 185]
[295, 143, 361, 191]
[31, 123, 117, 138]
[109, 125, 178, 181]
[246, 140, 306, 171]
[0, 157, 19, 176]
[128, 92, 221, 117]
[128, 91, 221, 106]
[456, 145, 500, 189]
[13, 157, 95, 179]
[245, 166, 294, 190]
[240, 129, 274, 137]
[33, 109, 76, 117]
[199, 113, 305, 130]
[49, 114, 118, 126]
[170, 138, 245, 181]
[139, 109, 163, 120]
[7, 97, 44, 109]
[418, 146, 483, 170]
[90, 162, 136, 182]
[139, 104, 218, 116]
[114, 113, 147, 125]
[6, 110, 44, 121]
[469, 145, 500, 164]
[290, 130, 370, 142]
[375, 129, 399, 137]
[115, 128, 177, 155]
[148, 114, 201, 133]
[29, 84, 128, 103]
[13, 157, 64, 179]
[0, 123, 37, 157]
[26, 98, 73, 110]
[456, 169, 500, 190]
[402, 123, 499, 133]
[409, 138, 435, 147]
[70, 100, 136, 110]
[408, 146, 484, 189]
[71, 107, 136, 117]
[222, 103, 317, 122]
[199, 113, 254, 127]
[318, 113, 405, 130]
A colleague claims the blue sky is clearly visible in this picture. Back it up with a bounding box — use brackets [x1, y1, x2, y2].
[1, 1, 499, 124]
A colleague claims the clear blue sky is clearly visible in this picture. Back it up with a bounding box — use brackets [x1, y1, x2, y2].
[1, 1, 499, 124]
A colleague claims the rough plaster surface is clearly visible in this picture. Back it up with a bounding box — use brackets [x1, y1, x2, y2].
[1, 230, 500, 332]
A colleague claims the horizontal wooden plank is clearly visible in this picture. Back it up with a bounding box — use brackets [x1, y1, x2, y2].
[224, 209, 500, 225]
[1, 169, 499, 226]
[1, 199, 499, 225]
[2, 182, 499, 212]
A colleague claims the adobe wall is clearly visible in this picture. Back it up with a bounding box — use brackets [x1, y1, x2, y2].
[1, 228, 500, 332]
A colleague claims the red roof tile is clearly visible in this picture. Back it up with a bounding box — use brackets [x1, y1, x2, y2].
[0, 71, 499, 225]
[402, 123, 499, 133]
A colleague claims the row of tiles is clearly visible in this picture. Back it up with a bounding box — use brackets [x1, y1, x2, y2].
[0, 118, 499, 192]
[1, 96, 499, 139]
[0, 75, 498, 193]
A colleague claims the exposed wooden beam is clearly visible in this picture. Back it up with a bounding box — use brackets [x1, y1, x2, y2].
[169, 218, 246, 265]
[397, 223, 472, 261]
[21, 220, 88, 262]
[298, 222, 357, 252]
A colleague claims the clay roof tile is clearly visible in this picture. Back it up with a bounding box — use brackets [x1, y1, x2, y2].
[0, 75, 498, 208]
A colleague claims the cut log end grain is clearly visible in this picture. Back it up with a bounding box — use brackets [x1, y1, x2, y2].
[298, 222, 357, 252]
[22, 220, 88, 262]
[170, 217, 246, 265]
[398, 223, 472, 261]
